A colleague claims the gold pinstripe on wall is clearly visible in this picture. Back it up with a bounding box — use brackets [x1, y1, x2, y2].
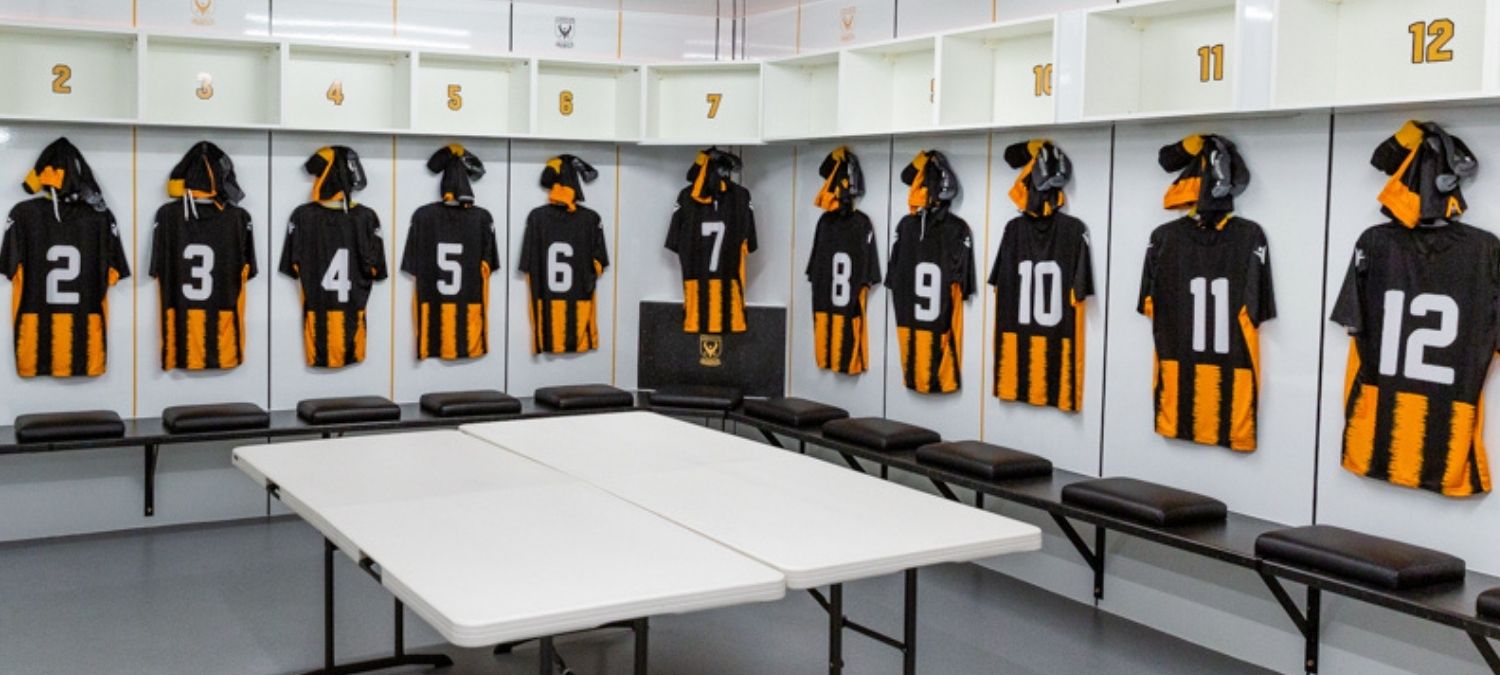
[979, 132, 994, 438]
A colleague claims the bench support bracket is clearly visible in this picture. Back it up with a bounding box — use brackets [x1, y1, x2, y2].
[839, 453, 867, 475]
[144, 444, 160, 517]
[494, 618, 649, 675]
[1469, 633, 1500, 675]
[1051, 515, 1106, 600]
[931, 479, 960, 503]
[304, 538, 453, 675]
[808, 568, 918, 675]
[1259, 572, 1320, 674]
[758, 428, 784, 449]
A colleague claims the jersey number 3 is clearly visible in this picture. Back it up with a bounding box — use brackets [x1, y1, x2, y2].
[1380, 290, 1458, 385]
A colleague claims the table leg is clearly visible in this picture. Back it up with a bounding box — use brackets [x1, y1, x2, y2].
[904, 569, 918, 675]
[829, 583, 844, 675]
[634, 618, 649, 675]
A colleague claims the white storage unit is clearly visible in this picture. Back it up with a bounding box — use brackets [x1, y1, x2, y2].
[762, 51, 840, 140]
[643, 62, 762, 145]
[412, 52, 530, 136]
[282, 44, 413, 133]
[1272, 0, 1496, 108]
[533, 60, 642, 142]
[0, 24, 138, 123]
[1081, 0, 1238, 119]
[143, 35, 281, 128]
[840, 37, 938, 135]
[938, 19, 1057, 128]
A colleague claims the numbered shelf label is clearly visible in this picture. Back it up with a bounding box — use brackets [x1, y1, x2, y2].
[644, 63, 760, 143]
[0, 26, 137, 121]
[285, 45, 411, 131]
[143, 36, 280, 126]
[413, 54, 529, 135]
[841, 37, 937, 134]
[938, 19, 1056, 128]
[1274, 0, 1486, 107]
[1081, 0, 1237, 118]
[536, 61, 641, 141]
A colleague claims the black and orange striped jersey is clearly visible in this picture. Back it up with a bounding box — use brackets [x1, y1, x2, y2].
[990, 213, 1094, 411]
[665, 184, 756, 334]
[149, 203, 257, 371]
[400, 203, 498, 360]
[887, 211, 976, 394]
[278, 203, 387, 368]
[1331, 222, 1500, 497]
[1138, 215, 1275, 451]
[806, 210, 881, 374]
[519, 204, 609, 354]
[0, 198, 130, 377]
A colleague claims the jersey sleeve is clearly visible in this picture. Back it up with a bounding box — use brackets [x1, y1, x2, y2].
[959, 227, 977, 299]
[242, 214, 259, 280]
[664, 203, 684, 254]
[1137, 233, 1159, 316]
[1244, 231, 1276, 325]
[1073, 228, 1095, 301]
[591, 215, 610, 272]
[861, 222, 882, 287]
[148, 219, 164, 279]
[884, 226, 903, 291]
[361, 213, 389, 281]
[517, 211, 538, 275]
[105, 215, 131, 282]
[278, 219, 301, 278]
[399, 217, 421, 277]
[744, 196, 758, 254]
[0, 209, 21, 279]
[1329, 239, 1366, 333]
[483, 212, 501, 273]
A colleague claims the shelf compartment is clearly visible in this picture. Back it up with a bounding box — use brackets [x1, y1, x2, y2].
[1081, 0, 1237, 119]
[1272, 0, 1491, 108]
[939, 19, 1057, 127]
[763, 51, 839, 140]
[0, 24, 138, 122]
[534, 60, 642, 142]
[412, 52, 530, 136]
[839, 36, 937, 135]
[143, 35, 280, 127]
[644, 62, 762, 144]
[283, 44, 412, 132]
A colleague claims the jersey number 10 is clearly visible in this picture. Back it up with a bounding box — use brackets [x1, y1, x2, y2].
[1017, 261, 1063, 328]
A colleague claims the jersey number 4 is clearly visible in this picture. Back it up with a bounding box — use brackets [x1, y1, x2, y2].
[1380, 290, 1457, 385]
[321, 249, 352, 303]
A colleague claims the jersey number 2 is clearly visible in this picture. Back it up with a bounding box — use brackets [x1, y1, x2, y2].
[45, 245, 80, 305]
[1380, 290, 1458, 385]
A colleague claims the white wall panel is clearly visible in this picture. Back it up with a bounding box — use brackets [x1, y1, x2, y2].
[390, 136, 509, 402]
[134, 128, 271, 414]
[506, 140, 620, 394]
[270, 0, 396, 46]
[740, 146, 796, 309]
[266, 132, 396, 409]
[882, 133, 988, 440]
[0, 0, 131, 27]
[621, 8, 720, 60]
[994, 0, 1113, 22]
[744, 4, 798, 59]
[982, 126, 1111, 476]
[0, 122, 135, 420]
[137, 0, 269, 35]
[396, 0, 509, 53]
[896, 0, 990, 37]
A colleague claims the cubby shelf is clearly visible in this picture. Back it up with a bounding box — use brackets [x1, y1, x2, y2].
[1, 8, 1499, 145]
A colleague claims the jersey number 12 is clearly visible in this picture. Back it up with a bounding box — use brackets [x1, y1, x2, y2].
[1380, 290, 1457, 385]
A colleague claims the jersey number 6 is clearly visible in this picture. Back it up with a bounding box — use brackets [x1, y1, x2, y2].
[547, 242, 574, 293]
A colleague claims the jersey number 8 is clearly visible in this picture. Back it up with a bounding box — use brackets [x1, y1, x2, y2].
[830, 252, 852, 308]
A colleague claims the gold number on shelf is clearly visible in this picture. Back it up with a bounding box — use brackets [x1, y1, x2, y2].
[706, 92, 723, 119]
[1196, 44, 1225, 83]
[1409, 19, 1455, 64]
[446, 84, 463, 111]
[1031, 64, 1053, 97]
[326, 80, 345, 106]
[196, 73, 214, 100]
[559, 90, 575, 116]
[929, 77, 936, 103]
[51, 64, 72, 94]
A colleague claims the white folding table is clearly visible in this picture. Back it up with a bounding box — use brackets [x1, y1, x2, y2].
[463, 411, 1042, 675]
[233, 429, 786, 675]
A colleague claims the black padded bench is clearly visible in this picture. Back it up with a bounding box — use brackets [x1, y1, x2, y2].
[642, 385, 744, 425]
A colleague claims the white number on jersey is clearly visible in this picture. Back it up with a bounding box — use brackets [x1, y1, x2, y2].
[914, 262, 941, 322]
[547, 242, 574, 293]
[436, 243, 463, 296]
[182, 244, 215, 301]
[1017, 260, 1063, 327]
[321, 248, 352, 303]
[831, 252, 853, 308]
[45, 245, 81, 305]
[702, 221, 726, 273]
[1189, 276, 1230, 354]
[1380, 290, 1458, 385]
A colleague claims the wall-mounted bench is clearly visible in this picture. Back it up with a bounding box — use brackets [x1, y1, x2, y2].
[727, 399, 1500, 675]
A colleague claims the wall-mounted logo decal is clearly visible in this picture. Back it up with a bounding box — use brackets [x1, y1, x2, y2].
[556, 17, 576, 49]
[191, 0, 215, 27]
[699, 334, 724, 367]
[840, 6, 857, 43]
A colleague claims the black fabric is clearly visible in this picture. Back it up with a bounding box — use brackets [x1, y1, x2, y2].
[666, 167, 757, 334]
[806, 209, 882, 374]
[534, 384, 634, 410]
[278, 202, 387, 368]
[426, 144, 485, 206]
[303, 146, 366, 205]
[813, 146, 864, 214]
[1479, 588, 1500, 620]
[823, 417, 941, 452]
[1370, 121, 1477, 227]
[1061, 477, 1227, 527]
[886, 209, 976, 393]
[1159, 134, 1249, 216]
[419, 390, 520, 417]
[167, 141, 244, 207]
[540, 154, 597, 211]
[915, 441, 1053, 480]
[14, 410, 125, 442]
[162, 403, 270, 433]
[1256, 525, 1466, 591]
[22, 137, 108, 214]
[149, 198, 257, 371]
[400, 202, 499, 360]
[295, 396, 400, 425]
[518, 203, 609, 354]
[648, 384, 743, 410]
[741, 397, 848, 427]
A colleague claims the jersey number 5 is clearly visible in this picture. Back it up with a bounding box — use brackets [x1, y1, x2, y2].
[436, 243, 463, 296]
[1380, 290, 1458, 385]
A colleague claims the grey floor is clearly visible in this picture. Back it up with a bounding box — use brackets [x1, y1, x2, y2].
[0, 516, 1273, 675]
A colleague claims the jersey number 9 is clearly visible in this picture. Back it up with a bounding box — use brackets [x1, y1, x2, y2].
[914, 262, 941, 323]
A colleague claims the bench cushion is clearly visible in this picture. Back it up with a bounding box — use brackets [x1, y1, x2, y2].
[419, 390, 521, 417]
[1256, 525, 1466, 591]
[1061, 477, 1227, 527]
[296, 396, 401, 425]
[1480, 588, 1500, 620]
[14, 411, 125, 443]
[741, 397, 848, 427]
[915, 441, 1053, 481]
[648, 384, 744, 411]
[823, 417, 941, 452]
[162, 403, 270, 433]
[534, 384, 634, 410]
